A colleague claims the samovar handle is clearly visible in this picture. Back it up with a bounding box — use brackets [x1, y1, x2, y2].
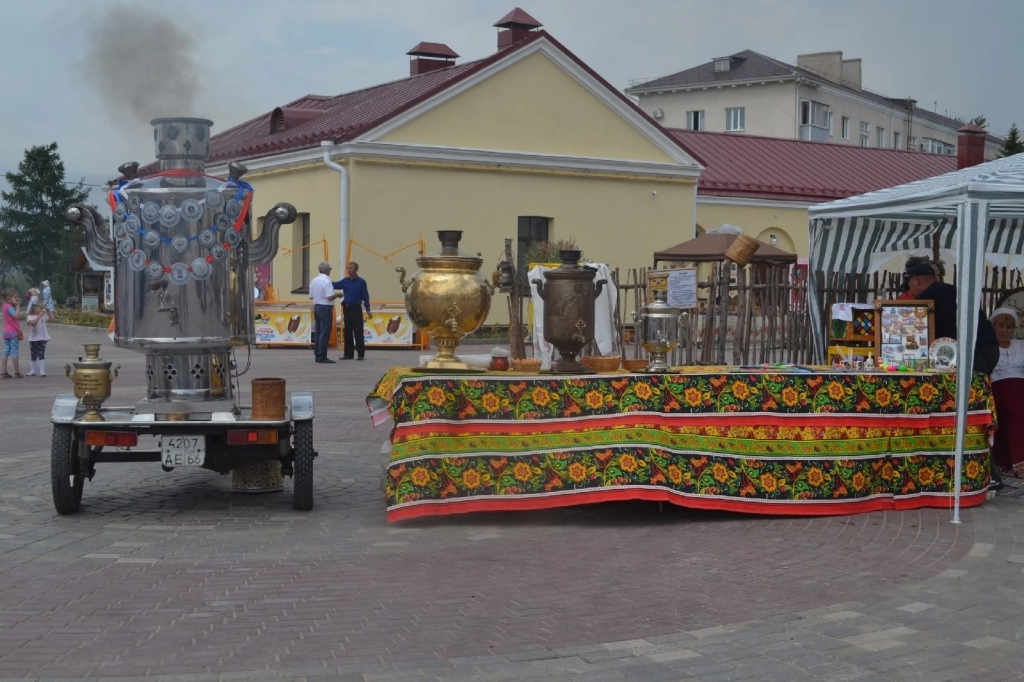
[531, 278, 546, 300]
[486, 270, 500, 295]
[111, 365, 121, 382]
[396, 267, 416, 293]
[65, 364, 75, 379]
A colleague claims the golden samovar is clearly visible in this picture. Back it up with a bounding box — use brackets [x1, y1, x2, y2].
[65, 344, 120, 422]
[397, 230, 496, 371]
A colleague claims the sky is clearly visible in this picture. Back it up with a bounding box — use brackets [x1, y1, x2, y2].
[1, 0, 1021, 211]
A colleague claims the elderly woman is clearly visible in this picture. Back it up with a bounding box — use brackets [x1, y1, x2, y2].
[990, 307, 1024, 478]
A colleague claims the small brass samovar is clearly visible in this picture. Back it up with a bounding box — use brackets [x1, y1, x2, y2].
[533, 250, 606, 373]
[65, 344, 120, 422]
[397, 230, 496, 371]
[633, 271, 682, 372]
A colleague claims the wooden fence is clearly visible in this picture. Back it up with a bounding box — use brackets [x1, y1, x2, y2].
[615, 264, 1024, 367]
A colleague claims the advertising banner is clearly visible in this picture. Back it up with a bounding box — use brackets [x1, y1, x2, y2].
[360, 304, 418, 347]
[254, 302, 314, 346]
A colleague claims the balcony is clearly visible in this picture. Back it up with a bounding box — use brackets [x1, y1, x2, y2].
[799, 124, 830, 143]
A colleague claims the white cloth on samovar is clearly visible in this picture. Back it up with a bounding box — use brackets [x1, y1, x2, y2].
[529, 263, 616, 371]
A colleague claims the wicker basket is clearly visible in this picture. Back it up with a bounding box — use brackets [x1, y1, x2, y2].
[580, 355, 622, 372]
[725, 233, 760, 267]
[622, 358, 648, 372]
[511, 358, 542, 373]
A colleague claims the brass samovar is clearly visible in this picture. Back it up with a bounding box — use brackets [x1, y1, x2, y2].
[397, 230, 496, 371]
[65, 344, 120, 422]
[533, 250, 606, 373]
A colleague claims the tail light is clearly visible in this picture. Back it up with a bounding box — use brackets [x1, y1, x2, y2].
[85, 431, 138, 447]
[226, 430, 279, 445]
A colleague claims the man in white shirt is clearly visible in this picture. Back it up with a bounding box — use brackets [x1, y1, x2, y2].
[309, 262, 341, 363]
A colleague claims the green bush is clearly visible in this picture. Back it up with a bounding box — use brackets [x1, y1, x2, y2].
[54, 307, 112, 328]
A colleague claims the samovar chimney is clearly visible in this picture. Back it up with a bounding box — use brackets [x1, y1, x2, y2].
[151, 117, 213, 172]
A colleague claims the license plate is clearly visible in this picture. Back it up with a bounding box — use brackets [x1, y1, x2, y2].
[160, 435, 206, 467]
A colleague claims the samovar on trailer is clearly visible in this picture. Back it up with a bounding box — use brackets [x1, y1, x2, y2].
[51, 117, 318, 514]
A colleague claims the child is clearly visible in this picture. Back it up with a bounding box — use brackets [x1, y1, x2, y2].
[2, 289, 23, 379]
[26, 292, 53, 377]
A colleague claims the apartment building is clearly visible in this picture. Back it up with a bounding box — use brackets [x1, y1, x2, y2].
[627, 50, 1002, 160]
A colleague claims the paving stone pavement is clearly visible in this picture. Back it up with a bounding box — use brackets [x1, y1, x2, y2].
[1, 326, 1023, 681]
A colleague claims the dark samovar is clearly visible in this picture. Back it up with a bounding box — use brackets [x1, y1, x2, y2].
[533, 250, 606, 373]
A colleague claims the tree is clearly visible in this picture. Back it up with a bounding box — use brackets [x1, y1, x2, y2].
[1001, 124, 1024, 158]
[954, 115, 987, 128]
[0, 143, 89, 297]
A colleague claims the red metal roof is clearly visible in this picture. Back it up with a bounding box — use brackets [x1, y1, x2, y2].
[669, 130, 957, 203]
[152, 30, 692, 172]
[407, 42, 459, 58]
[493, 8, 542, 27]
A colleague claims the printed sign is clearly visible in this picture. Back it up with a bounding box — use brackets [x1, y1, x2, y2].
[361, 306, 416, 346]
[874, 300, 934, 366]
[254, 304, 313, 346]
[665, 268, 698, 310]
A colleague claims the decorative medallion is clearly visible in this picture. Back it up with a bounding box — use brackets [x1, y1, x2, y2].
[198, 228, 218, 247]
[113, 204, 127, 222]
[225, 199, 242, 219]
[117, 238, 134, 257]
[190, 258, 212, 281]
[214, 213, 232, 230]
[204, 189, 223, 209]
[171, 236, 190, 254]
[141, 202, 160, 224]
[224, 228, 241, 247]
[125, 193, 141, 212]
[128, 251, 148, 272]
[125, 215, 141, 235]
[159, 205, 180, 228]
[169, 262, 191, 285]
[210, 244, 227, 261]
[180, 199, 203, 222]
[143, 230, 162, 249]
[113, 221, 128, 239]
[147, 261, 165, 280]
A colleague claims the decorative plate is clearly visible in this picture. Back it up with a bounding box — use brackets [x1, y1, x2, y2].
[929, 337, 957, 370]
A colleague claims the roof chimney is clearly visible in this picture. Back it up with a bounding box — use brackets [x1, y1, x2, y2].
[494, 7, 542, 51]
[957, 124, 986, 169]
[407, 42, 459, 76]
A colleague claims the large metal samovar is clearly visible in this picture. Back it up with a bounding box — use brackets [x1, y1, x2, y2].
[65, 344, 120, 422]
[533, 250, 606, 373]
[396, 230, 495, 371]
[66, 117, 296, 414]
[633, 271, 682, 372]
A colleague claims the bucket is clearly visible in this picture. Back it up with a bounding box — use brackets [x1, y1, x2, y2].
[232, 460, 284, 493]
[725, 234, 760, 267]
[251, 378, 286, 420]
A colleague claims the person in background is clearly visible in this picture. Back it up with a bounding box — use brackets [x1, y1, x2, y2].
[25, 293, 53, 377]
[2, 289, 23, 379]
[41, 280, 54, 312]
[332, 261, 371, 360]
[308, 262, 342, 364]
[989, 307, 1024, 481]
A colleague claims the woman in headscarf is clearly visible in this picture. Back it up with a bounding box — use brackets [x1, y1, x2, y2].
[990, 307, 1024, 478]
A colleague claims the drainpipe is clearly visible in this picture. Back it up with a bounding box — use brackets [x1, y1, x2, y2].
[794, 77, 803, 139]
[320, 141, 349, 268]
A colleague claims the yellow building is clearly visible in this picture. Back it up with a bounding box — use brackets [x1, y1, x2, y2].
[202, 9, 702, 321]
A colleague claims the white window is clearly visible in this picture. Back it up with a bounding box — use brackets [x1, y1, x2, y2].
[893, 132, 902, 150]
[860, 121, 870, 132]
[841, 116, 850, 140]
[714, 58, 730, 72]
[921, 138, 948, 154]
[725, 107, 745, 131]
[876, 127, 885, 147]
[860, 134, 869, 147]
[909, 136, 917, 149]
[828, 112, 834, 137]
[800, 100, 830, 128]
[685, 110, 705, 131]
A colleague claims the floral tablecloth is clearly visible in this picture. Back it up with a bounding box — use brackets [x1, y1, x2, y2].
[367, 368, 995, 522]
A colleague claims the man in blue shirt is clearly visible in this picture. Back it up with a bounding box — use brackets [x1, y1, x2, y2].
[332, 261, 371, 360]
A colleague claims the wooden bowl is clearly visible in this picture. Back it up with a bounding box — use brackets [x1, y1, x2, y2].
[622, 358, 648, 372]
[579, 355, 622, 372]
[510, 358, 542, 373]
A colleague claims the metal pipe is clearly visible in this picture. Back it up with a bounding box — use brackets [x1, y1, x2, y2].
[321, 141, 350, 269]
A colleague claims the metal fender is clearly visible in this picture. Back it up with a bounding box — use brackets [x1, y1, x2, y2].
[51, 393, 80, 424]
[290, 392, 314, 421]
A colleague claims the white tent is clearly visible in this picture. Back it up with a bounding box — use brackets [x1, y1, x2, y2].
[808, 152, 1024, 522]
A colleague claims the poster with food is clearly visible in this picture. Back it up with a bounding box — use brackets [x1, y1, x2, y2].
[361, 305, 417, 346]
[874, 300, 933, 366]
[254, 304, 314, 346]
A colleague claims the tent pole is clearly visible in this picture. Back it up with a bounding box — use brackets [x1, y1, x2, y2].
[951, 199, 988, 524]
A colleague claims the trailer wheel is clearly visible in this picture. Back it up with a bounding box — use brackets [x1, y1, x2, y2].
[293, 420, 314, 511]
[51, 424, 84, 514]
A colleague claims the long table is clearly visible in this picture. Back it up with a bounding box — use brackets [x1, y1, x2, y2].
[367, 367, 995, 522]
